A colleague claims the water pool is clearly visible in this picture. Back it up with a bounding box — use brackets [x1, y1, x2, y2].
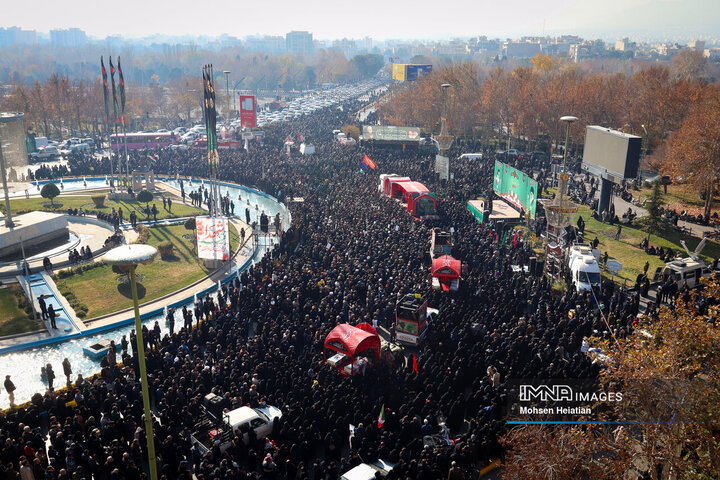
[0, 177, 287, 409]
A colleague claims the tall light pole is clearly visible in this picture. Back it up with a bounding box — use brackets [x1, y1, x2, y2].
[104, 244, 159, 480]
[559, 116, 578, 206]
[223, 70, 231, 123]
[433, 84, 453, 181]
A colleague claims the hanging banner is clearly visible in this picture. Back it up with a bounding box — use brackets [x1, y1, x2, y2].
[196, 216, 230, 261]
[435, 155, 449, 180]
[239, 95, 257, 128]
[493, 160, 538, 219]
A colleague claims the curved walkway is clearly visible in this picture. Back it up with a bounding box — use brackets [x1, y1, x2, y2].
[0, 217, 255, 354]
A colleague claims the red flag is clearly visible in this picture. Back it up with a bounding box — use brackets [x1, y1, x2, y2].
[412, 353, 418, 374]
[362, 154, 376, 170]
[513, 231, 517, 249]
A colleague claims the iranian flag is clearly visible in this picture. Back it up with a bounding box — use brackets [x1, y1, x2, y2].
[378, 405, 385, 428]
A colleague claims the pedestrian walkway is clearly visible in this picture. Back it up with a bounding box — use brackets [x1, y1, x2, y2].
[84, 218, 256, 330]
[14, 272, 84, 339]
[0, 218, 258, 353]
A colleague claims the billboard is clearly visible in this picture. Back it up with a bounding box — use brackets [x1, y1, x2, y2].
[392, 64, 432, 82]
[363, 125, 422, 142]
[435, 155, 449, 180]
[239, 95, 257, 128]
[406, 64, 432, 81]
[196, 216, 230, 261]
[392, 64, 406, 82]
[582, 126, 641, 180]
[493, 160, 538, 219]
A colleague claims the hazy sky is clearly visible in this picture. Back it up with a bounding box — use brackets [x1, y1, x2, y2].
[3, 0, 718, 41]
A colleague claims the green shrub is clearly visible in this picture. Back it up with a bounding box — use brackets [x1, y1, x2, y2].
[157, 241, 174, 258]
[135, 225, 151, 244]
[40, 183, 61, 206]
[91, 194, 106, 208]
[184, 217, 196, 231]
[137, 189, 153, 205]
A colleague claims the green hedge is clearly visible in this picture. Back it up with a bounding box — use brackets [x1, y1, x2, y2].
[56, 261, 104, 279]
[55, 280, 89, 318]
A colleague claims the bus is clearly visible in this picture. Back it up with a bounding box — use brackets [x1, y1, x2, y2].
[109, 132, 177, 150]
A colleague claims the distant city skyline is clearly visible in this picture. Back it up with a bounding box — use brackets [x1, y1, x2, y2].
[2, 0, 718, 43]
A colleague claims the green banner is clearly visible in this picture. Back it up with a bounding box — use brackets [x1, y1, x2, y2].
[493, 160, 538, 219]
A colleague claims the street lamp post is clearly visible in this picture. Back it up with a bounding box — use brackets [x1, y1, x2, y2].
[104, 244, 159, 480]
[559, 116, 578, 206]
[223, 70, 231, 122]
[433, 84, 453, 181]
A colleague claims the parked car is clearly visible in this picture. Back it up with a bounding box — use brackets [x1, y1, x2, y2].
[30, 145, 61, 159]
[340, 460, 394, 480]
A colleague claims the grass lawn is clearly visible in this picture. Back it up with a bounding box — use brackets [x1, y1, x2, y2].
[55, 223, 239, 319]
[637, 184, 720, 217]
[577, 205, 720, 284]
[0, 284, 42, 336]
[2, 194, 205, 221]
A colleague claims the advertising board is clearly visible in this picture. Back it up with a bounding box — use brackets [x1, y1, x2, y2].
[239, 95, 257, 128]
[493, 160, 538, 219]
[196, 216, 230, 261]
[363, 125, 422, 142]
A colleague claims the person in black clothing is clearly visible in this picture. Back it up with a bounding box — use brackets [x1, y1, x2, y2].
[151, 203, 158, 222]
[43, 256, 53, 274]
[167, 308, 175, 336]
[38, 294, 48, 321]
[45, 363, 55, 390]
[4, 375, 16, 407]
[48, 303, 57, 329]
[62, 358, 72, 386]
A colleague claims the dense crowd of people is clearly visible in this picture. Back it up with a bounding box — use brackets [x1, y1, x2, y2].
[1, 100, 652, 480]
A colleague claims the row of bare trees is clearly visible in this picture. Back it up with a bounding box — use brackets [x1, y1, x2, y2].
[0, 74, 209, 137]
[379, 52, 720, 216]
[379, 52, 709, 155]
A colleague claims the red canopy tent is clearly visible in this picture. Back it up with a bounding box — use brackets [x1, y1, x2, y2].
[432, 255, 461, 291]
[398, 182, 437, 217]
[387, 177, 412, 198]
[324, 324, 381, 375]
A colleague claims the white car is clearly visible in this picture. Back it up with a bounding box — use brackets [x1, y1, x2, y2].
[31, 145, 61, 159]
[340, 460, 395, 480]
[224, 405, 282, 445]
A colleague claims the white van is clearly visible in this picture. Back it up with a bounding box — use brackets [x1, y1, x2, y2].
[567, 245, 601, 292]
[459, 153, 483, 161]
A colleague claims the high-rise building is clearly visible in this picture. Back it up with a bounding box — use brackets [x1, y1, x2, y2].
[50, 28, 87, 48]
[688, 40, 705, 52]
[286, 31, 314, 56]
[246, 35, 286, 54]
[0, 27, 37, 47]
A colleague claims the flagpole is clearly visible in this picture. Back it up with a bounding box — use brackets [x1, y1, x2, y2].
[122, 121, 129, 186]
